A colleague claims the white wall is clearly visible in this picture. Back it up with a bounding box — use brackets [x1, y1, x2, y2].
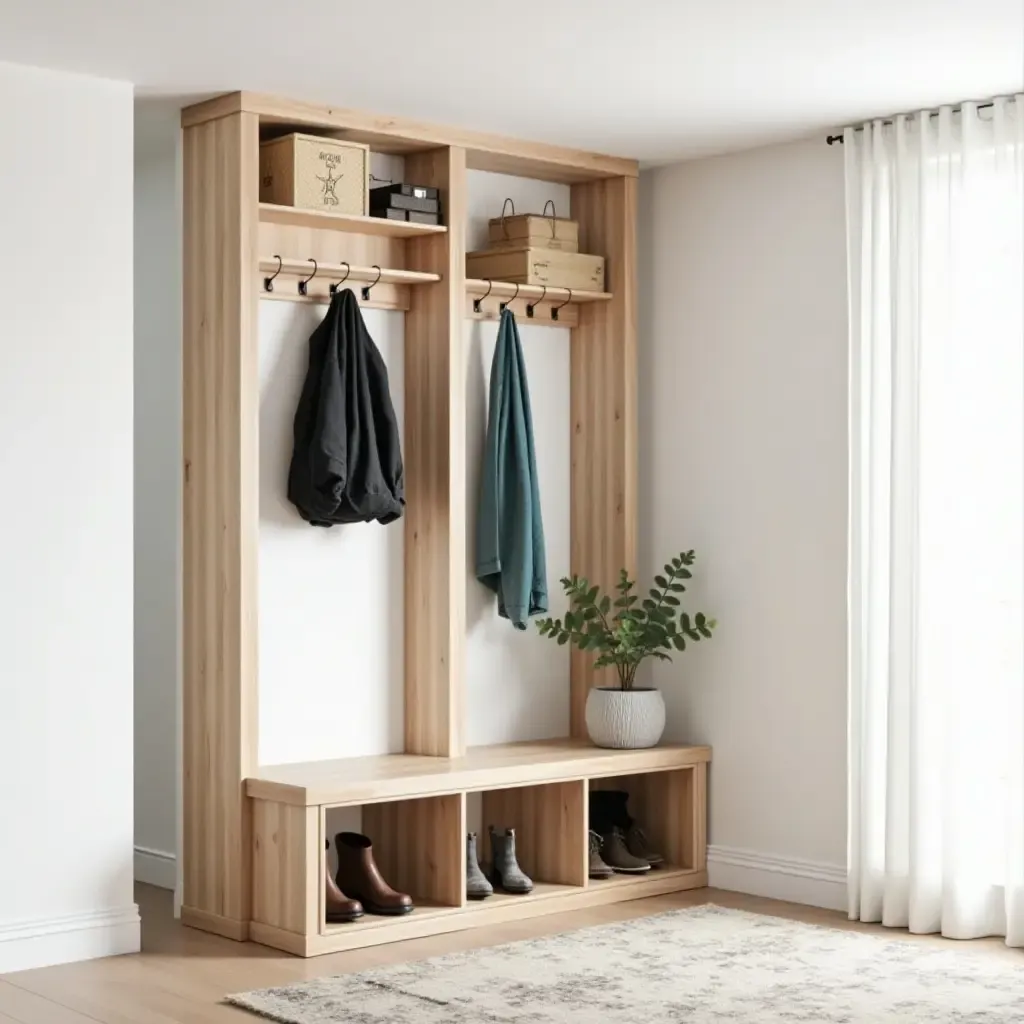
[133, 99, 182, 895]
[0, 61, 139, 971]
[257, 303, 407, 765]
[638, 137, 849, 909]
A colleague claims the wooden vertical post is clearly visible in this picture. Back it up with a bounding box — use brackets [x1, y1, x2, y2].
[181, 110, 260, 938]
[403, 146, 468, 757]
[568, 176, 638, 737]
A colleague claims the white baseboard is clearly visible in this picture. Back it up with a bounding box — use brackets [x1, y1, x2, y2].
[0, 905, 140, 974]
[708, 845, 847, 912]
[134, 844, 177, 890]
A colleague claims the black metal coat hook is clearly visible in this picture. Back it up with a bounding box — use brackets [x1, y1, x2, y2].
[298, 258, 317, 296]
[264, 255, 283, 293]
[499, 282, 520, 313]
[361, 265, 382, 301]
[473, 279, 493, 314]
[551, 287, 572, 321]
[526, 285, 546, 319]
[329, 262, 351, 296]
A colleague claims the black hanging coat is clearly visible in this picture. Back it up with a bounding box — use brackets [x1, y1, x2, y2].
[287, 288, 404, 526]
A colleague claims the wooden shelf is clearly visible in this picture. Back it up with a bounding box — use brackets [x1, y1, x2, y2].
[261, 869, 707, 956]
[470, 882, 582, 908]
[259, 256, 440, 288]
[247, 738, 712, 806]
[259, 202, 447, 238]
[322, 900, 460, 937]
[466, 279, 612, 304]
[589, 865, 693, 889]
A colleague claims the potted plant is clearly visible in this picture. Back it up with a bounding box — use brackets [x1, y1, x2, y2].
[537, 551, 716, 749]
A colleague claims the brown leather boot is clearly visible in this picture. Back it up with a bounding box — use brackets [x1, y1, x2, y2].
[325, 841, 364, 923]
[335, 832, 414, 916]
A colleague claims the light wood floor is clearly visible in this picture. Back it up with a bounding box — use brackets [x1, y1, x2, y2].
[0, 883, 1016, 1023]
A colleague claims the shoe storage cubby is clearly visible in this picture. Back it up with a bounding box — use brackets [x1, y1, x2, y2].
[589, 765, 708, 885]
[476, 781, 588, 900]
[330, 795, 464, 923]
[244, 744, 709, 955]
[182, 91, 712, 956]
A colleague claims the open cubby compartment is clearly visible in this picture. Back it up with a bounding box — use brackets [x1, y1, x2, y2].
[589, 763, 708, 885]
[249, 791, 465, 955]
[256, 118, 446, 308]
[471, 780, 588, 904]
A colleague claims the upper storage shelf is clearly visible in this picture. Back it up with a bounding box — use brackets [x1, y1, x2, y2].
[259, 202, 447, 238]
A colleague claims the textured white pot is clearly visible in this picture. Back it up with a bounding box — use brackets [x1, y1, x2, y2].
[585, 687, 666, 749]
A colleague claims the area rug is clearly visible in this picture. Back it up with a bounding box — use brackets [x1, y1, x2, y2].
[227, 905, 1024, 1023]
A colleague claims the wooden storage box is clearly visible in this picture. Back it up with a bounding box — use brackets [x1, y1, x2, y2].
[466, 247, 605, 292]
[488, 213, 579, 252]
[260, 133, 369, 215]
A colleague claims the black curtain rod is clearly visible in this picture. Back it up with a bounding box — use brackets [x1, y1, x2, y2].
[826, 100, 997, 144]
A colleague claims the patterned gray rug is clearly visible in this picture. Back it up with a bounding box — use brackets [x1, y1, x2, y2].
[227, 905, 1024, 1023]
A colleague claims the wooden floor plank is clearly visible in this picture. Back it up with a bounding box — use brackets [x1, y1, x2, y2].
[0, 981, 103, 1024]
[1, 882, 1017, 1023]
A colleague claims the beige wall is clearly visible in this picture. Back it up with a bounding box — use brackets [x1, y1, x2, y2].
[638, 137, 849, 907]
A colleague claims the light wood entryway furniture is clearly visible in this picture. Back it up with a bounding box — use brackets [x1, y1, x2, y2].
[181, 90, 710, 957]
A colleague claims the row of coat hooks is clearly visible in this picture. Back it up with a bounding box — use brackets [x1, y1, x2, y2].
[473, 279, 574, 321]
[263, 256, 382, 301]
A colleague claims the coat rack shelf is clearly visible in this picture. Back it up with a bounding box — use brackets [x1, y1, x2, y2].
[259, 256, 440, 287]
[258, 257, 440, 306]
[259, 202, 448, 238]
[466, 279, 612, 304]
[182, 91, 708, 958]
[465, 279, 613, 327]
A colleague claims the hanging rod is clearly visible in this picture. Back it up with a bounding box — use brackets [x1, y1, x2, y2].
[257, 257, 440, 287]
[826, 98, 1001, 144]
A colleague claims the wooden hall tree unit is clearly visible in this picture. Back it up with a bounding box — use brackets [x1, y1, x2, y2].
[181, 91, 710, 955]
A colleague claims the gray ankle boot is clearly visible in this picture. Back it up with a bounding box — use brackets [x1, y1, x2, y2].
[466, 832, 493, 900]
[488, 826, 534, 894]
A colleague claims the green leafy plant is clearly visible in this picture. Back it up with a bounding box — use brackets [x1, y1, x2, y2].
[536, 550, 716, 691]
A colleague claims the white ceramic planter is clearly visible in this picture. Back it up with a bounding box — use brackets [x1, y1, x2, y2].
[585, 687, 666, 749]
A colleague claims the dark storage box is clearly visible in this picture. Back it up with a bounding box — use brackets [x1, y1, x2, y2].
[370, 189, 440, 215]
[372, 182, 439, 201]
[369, 207, 441, 225]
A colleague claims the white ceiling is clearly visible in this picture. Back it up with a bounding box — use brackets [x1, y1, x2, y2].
[2, 0, 1021, 162]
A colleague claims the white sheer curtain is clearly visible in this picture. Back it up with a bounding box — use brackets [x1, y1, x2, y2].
[847, 96, 1024, 945]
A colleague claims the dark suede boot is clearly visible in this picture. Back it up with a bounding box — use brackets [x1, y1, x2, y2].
[589, 790, 631, 836]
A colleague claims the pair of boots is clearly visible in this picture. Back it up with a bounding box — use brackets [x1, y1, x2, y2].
[325, 832, 414, 923]
[588, 790, 663, 878]
[466, 827, 534, 899]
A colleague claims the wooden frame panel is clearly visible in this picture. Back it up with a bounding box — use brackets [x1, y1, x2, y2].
[480, 782, 586, 886]
[251, 799, 319, 936]
[402, 146, 468, 757]
[362, 793, 465, 908]
[182, 92, 638, 183]
[568, 176, 638, 736]
[181, 109, 260, 936]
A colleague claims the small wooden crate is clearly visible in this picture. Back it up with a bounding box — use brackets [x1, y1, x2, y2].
[466, 247, 605, 292]
[487, 213, 579, 252]
[260, 133, 369, 215]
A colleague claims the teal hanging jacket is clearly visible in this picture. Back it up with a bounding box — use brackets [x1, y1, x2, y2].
[475, 308, 548, 629]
